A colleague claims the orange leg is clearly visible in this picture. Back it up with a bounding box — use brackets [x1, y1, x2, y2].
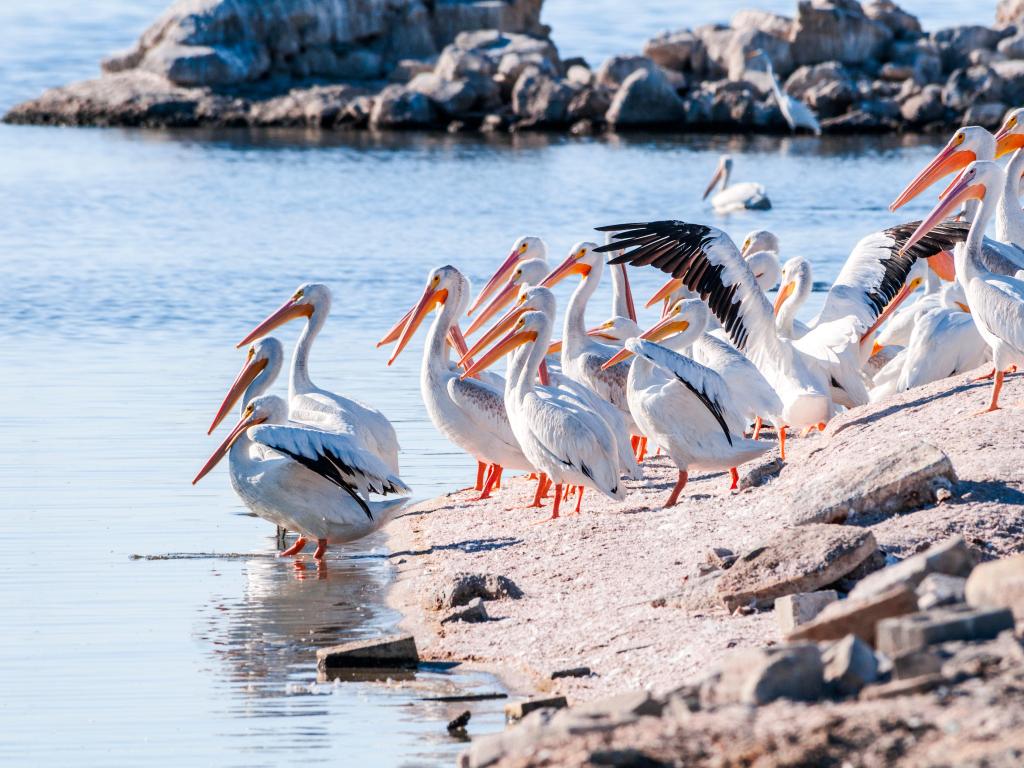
[477, 464, 500, 500]
[636, 437, 648, 463]
[573, 487, 584, 515]
[313, 538, 328, 559]
[475, 461, 487, 491]
[973, 364, 1017, 382]
[976, 370, 1005, 415]
[752, 416, 763, 440]
[528, 473, 549, 507]
[664, 470, 688, 508]
[493, 466, 503, 489]
[278, 536, 308, 557]
[630, 435, 640, 455]
[552, 484, 563, 519]
[729, 467, 739, 490]
[779, 427, 787, 461]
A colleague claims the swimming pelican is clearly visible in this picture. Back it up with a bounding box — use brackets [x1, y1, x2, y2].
[703, 155, 771, 213]
[600, 308, 771, 506]
[384, 265, 532, 498]
[466, 236, 548, 318]
[193, 395, 410, 559]
[750, 50, 821, 136]
[462, 310, 626, 519]
[902, 160, 1024, 412]
[237, 283, 401, 472]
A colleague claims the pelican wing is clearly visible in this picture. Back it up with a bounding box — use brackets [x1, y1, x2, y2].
[446, 376, 522, 452]
[692, 333, 782, 422]
[251, 424, 411, 519]
[818, 220, 968, 330]
[978, 274, 1024, 353]
[627, 338, 734, 444]
[899, 308, 988, 391]
[595, 221, 780, 360]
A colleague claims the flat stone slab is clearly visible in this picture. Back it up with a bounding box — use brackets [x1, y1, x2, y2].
[571, 690, 664, 719]
[775, 590, 838, 633]
[316, 633, 419, 670]
[859, 673, 946, 701]
[849, 536, 977, 600]
[505, 696, 567, 721]
[789, 441, 956, 525]
[788, 584, 919, 646]
[707, 644, 824, 706]
[876, 605, 1016, 657]
[965, 554, 1024, 621]
[717, 525, 877, 611]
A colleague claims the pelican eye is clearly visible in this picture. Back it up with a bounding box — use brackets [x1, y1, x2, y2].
[292, 289, 304, 301]
[246, 347, 255, 361]
[244, 404, 254, 417]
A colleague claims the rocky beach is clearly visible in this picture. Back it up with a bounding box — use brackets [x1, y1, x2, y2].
[385, 367, 1024, 766]
[9, 0, 1024, 134]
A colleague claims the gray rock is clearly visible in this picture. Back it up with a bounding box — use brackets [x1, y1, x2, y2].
[892, 646, 944, 679]
[595, 55, 657, 90]
[407, 73, 478, 116]
[998, 0, 1024, 27]
[430, 572, 523, 610]
[789, 441, 956, 525]
[864, 0, 922, 39]
[692, 25, 735, 79]
[606, 67, 686, 128]
[997, 30, 1024, 58]
[370, 83, 436, 127]
[716, 525, 877, 611]
[505, 696, 567, 721]
[566, 64, 593, 86]
[732, 9, 795, 39]
[389, 57, 437, 82]
[653, 570, 726, 614]
[431, 0, 547, 47]
[823, 634, 879, 695]
[900, 84, 944, 124]
[317, 633, 419, 669]
[441, 596, 489, 624]
[790, 0, 893, 67]
[572, 690, 664, 719]
[643, 30, 704, 72]
[789, 584, 919, 645]
[737, 453, 784, 490]
[784, 61, 856, 118]
[708, 644, 824, 706]
[567, 86, 611, 122]
[965, 553, 1024, 620]
[511, 72, 575, 125]
[859, 672, 945, 700]
[549, 666, 592, 680]
[849, 536, 978, 600]
[917, 573, 967, 610]
[876, 605, 1016, 656]
[775, 590, 839, 633]
[943, 66, 1005, 111]
[992, 59, 1024, 103]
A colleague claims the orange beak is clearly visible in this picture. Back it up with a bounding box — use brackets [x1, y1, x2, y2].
[237, 296, 312, 348]
[465, 275, 521, 336]
[889, 140, 975, 211]
[870, 340, 884, 357]
[467, 246, 523, 317]
[899, 175, 987, 259]
[927, 249, 956, 282]
[193, 410, 267, 484]
[618, 264, 637, 323]
[460, 327, 538, 381]
[703, 163, 725, 200]
[458, 297, 530, 367]
[955, 301, 971, 314]
[540, 251, 591, 288]
[773, 281, 795, 316]
[859, 276, 923, 345]
[601, 316, 689, 369]
[586, 323, 618, 342]
[208, 350, 268, 435]
[994, 121, 1024, 158]
[547, 339, 563, 355]
[387, 283, 448, 365]
[376, 306, 414, 348]
[646, 276, 683, 310]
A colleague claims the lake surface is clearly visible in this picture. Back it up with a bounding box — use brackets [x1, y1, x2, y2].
[0, 1, 995, 766]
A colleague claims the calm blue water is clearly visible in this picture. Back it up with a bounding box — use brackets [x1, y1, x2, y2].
[0, 1, 998, 766]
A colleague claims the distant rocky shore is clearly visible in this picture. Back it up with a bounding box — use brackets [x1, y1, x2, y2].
[8, 0, 1024, 134]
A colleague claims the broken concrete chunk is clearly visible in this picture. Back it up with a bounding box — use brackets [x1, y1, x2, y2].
[789, 441, 956, 525]
[917, 573, 967, 611]
[788, 584, 918, 645]
[848, 536, 977, 600]
[441, 596, 489, 624]
[717, 525, 877, 611]
[859, 673, 946, 701]
[430, 572, 524, 609]
[573, 690, 665, 720]
[316, 633, 419, 670]
[737, 454, 784, 490]
[823, 634, 879, 696]
[708, 644, 824, 706]
[892, 647, 945, 680]
[876, 605, 1015, 657]
[549, 666, 592, 680]
[965, 554, 1024, 620]
[504, 696, 567, 721]
[775, 590, 838, 633]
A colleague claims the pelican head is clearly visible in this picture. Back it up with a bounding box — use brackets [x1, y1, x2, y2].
[941, 280, 970, 313]
[994, 107, 1024, 157]
[237, 283, 329, 348]
[193, 395, 288, 484]
[465, 257, 549, 336]
[384, 265, 469, 365]
[703, 155, 733, 200]
[602, 298, 707, 368]
[208, 337, 284, 435]
[740, 229, 780, 257]
[889, 126, 995, 211]
[459, 285, 557, 366]
[540, 241, 599, 287]
[901, 160, 1001, 256]
[774, 256, 811, 316]
[587, 316, 642, 343]
[466, 236, 547, 316]
[746, 250, 782, 293]
[460, 311, 549, 381]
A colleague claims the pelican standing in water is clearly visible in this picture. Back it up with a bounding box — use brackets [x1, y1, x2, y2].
[462, 310, 626, 520]
[703, 155, 771, 213]
[194, 395, 410, 559]
[237, 283, 401, 472]
[384, 265, 532, 498]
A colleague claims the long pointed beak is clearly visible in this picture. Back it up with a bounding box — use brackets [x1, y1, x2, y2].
[994, 127, 1024, 158]
[859, 277, 921, 344]
[540, 253, 590, 288]
[703, 164, 724, 200]
[193, 413, 266, 484]
[377, 306, 414, 348]
[465, 277, 519, 336]
[237, 298, 312, 348]
[601, 316, 689, 369]
[899, 176, 987, 258]
[927, 249, 956, 281]
[460, 328, 538, 380]
[955, 301, 971, 314]
[646, 277, 682, 309]
[619, 264, 637, 323]
[547, 339, 563, 355]
[388, 285, 447, 366]
[773, 281, 795, 316]
[889, 142, 975, 211]
[458, 301, 529, 367]
[208, 355, 268, 434]
[586, 324, 617, 342]
[467, 248, 520, 316]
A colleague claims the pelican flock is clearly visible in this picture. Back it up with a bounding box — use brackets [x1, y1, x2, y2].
[194, 110, 1024, 555]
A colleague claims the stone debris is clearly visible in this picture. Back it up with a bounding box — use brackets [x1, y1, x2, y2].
[876, 605, 1016, 656]
[447, 709, 471, 734]
[429, 572, 524, 610]
[572, 690, 665, 719]
[716, 525, 877, 611]
[774, 590, 838, 632]
[965, 553, 1024, 620]
[858, 672, 946, 700]
[788, 441, 956, 525]
[703, 644, 824, 706]
[440, 596, 489, 624]
[822, 634, 879, 696]
[848, 536, 977, 600]
[504, 696, 568, 721]
[736, 453, 784, 490]
[787, 584, 919, 645]
[917, 572, 967, 610]
[549, 666, 592, 680]
[316, 633, 419, 670]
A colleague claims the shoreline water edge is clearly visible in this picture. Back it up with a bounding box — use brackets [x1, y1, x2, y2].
[8, 0, 1024, 136]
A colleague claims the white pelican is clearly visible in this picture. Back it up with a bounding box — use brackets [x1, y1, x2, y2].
[237, 283, 401, 472]
[208, 337, 284, 435]
[460, 285, 641, 481]
[465, 258, 549, 337]
[902, 160, 1024, 412]
[702, 155, 771, 213]
[461, 310, 626, 520]
[193, 395, 410, 559]
[739, 229, 780, 259]
[466, 236, 548, 318]
[750, 50, 821, 136]
[384, 265, 532, 498]
[600, 311, 770, 506]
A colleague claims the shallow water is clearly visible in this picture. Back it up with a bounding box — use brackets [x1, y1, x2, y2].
[0, 1, 994, 766]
